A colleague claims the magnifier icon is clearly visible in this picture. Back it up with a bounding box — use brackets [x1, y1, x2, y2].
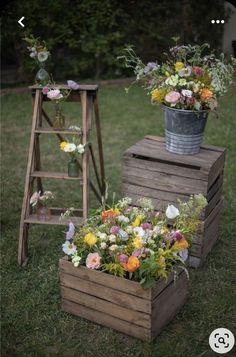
[218, 337, 225, 344]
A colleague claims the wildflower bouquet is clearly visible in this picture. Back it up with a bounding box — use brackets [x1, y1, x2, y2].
[60, 140, 85, 158]
[119, 42, 236, 111]
[62, 195, 207, 288]
[23, 34, 50, 65]
[30, 190, 54, 207]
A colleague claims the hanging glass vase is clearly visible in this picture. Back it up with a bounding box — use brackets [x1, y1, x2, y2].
[35, 62, 50, 86]
[68, 157, 79, 177]
[37, 204, 51, 221]
[53, 107, 65, 129]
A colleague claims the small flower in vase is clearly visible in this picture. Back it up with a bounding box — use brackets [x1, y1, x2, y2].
[23, 34, 50, 86]
[60, 140, 85, 177]
[44, 85, 71, 130]
[30, 190, 54, 221]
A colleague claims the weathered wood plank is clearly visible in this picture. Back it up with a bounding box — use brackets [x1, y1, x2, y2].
[123, 155, 208, 181]
[60, 272, 151, 313]
[123, 172, 207, 196]
[151, 270, 188, 339]
[61, 286, 151, 329]
[60, 258, 151, 299]
[123, 165, 208, 194]
[61, 299, 151, 341]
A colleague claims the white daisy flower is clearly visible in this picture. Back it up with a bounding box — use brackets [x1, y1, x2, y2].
[62, 241, 77, 255]
[77, 144, 85, 154]
[37, 51, 49, 62]
[63, 143, 77, 153]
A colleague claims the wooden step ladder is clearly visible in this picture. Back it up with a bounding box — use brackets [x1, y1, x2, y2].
[18, 84, 105, 266]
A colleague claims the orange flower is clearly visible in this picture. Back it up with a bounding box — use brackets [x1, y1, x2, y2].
[173, 238, 189, 250]
[122, 256, 140, 273]
[101, 208, 119, 222]
[200, 88, 213, 101]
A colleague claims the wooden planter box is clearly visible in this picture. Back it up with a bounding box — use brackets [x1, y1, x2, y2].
[59, 257, 188, 342]
[122, 135, 225, 268]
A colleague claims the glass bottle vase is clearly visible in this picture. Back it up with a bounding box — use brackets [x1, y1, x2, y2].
[37, 204, 51, 221]
[68, 158, 79, 177]
[35, 63, 50, 86]
[53, 108, 65, 129]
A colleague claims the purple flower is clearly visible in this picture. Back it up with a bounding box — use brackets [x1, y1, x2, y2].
[66, 222, 75, 240]
[144, 62, 157, 74]
[110, 226, 120, 235]
[67, 80, 80, 90]
[141, 223, 152, 230]
[117, 254, 128, 263]
[132, 248, 144, 258]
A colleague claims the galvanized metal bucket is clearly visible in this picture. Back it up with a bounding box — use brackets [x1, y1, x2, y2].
[163, 106, 208, 155]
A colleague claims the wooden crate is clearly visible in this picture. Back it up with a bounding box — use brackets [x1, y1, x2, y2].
[122, 136, 225, 267]
[59, 257, 188, 342]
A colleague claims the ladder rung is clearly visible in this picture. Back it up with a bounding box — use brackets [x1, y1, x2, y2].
[31, 171, 83, 181]
[24, 214, 83, 226]
[34, 128, 82, 135]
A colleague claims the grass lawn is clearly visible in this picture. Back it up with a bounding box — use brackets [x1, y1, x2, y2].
[1, 84, 236, 356]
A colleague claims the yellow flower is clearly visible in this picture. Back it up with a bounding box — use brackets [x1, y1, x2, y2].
[175, 62, 185, 71]
[151, 89, 165, 103]
[84, 233, 97, 247]
[158, 256, 166, 268]
[60, 141, 67, 151]
[132, 216, 142, 227]
[133, 236, 143, 249]
[173, 239, 189, 250]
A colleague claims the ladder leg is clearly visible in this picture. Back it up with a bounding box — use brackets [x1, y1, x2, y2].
[81, 91, 92, 220]
[94, 95, 106, 195]
[18, 90, 41, 265]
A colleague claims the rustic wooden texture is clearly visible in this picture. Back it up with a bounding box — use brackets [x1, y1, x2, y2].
[60, 257, 151, 299]
[59, 258, 188, 342]
[122, 136, 225, 268]
[18, 86, 105, 265]
[31, 171, 83, 181]
[34, 128, 82, 135]
[151, 270, 188, 339]
[24, 214, 82, 226]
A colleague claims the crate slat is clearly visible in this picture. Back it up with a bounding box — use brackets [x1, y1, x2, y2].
[61, 286, 151, 329]
[62, 299, 151, 341]
[60, 260, 188, 341]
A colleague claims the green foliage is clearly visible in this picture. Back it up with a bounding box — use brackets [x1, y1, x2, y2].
[101, 262, 125, 278]
[1, 0, 228, 81]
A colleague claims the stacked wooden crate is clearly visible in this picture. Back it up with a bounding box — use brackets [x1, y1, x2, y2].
[60, 257, 188, 341]
[122, 136, 225, 267]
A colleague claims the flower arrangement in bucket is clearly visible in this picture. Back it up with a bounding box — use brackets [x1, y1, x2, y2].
[30, 190, 54, 221]
[60, 139, 85, 177]
[119, 41, 236, 154]
[62, 194, 207, 288]
[23, 34, 50, 86]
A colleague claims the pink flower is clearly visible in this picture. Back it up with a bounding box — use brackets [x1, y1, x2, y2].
[47, 89, 63, 100]
[42, 86, 49, 94]
[67, 80, 80, 90]
[192, 66, 204, 76]
[86, 252, 101, 269]
[110, 226, 120, 235]
[141, 223, 152, 230]
[173, 230, 184, 241]
[117, 254, 128, 263]
[165, 91, 180, 104]
[30, 191, 40, 206]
